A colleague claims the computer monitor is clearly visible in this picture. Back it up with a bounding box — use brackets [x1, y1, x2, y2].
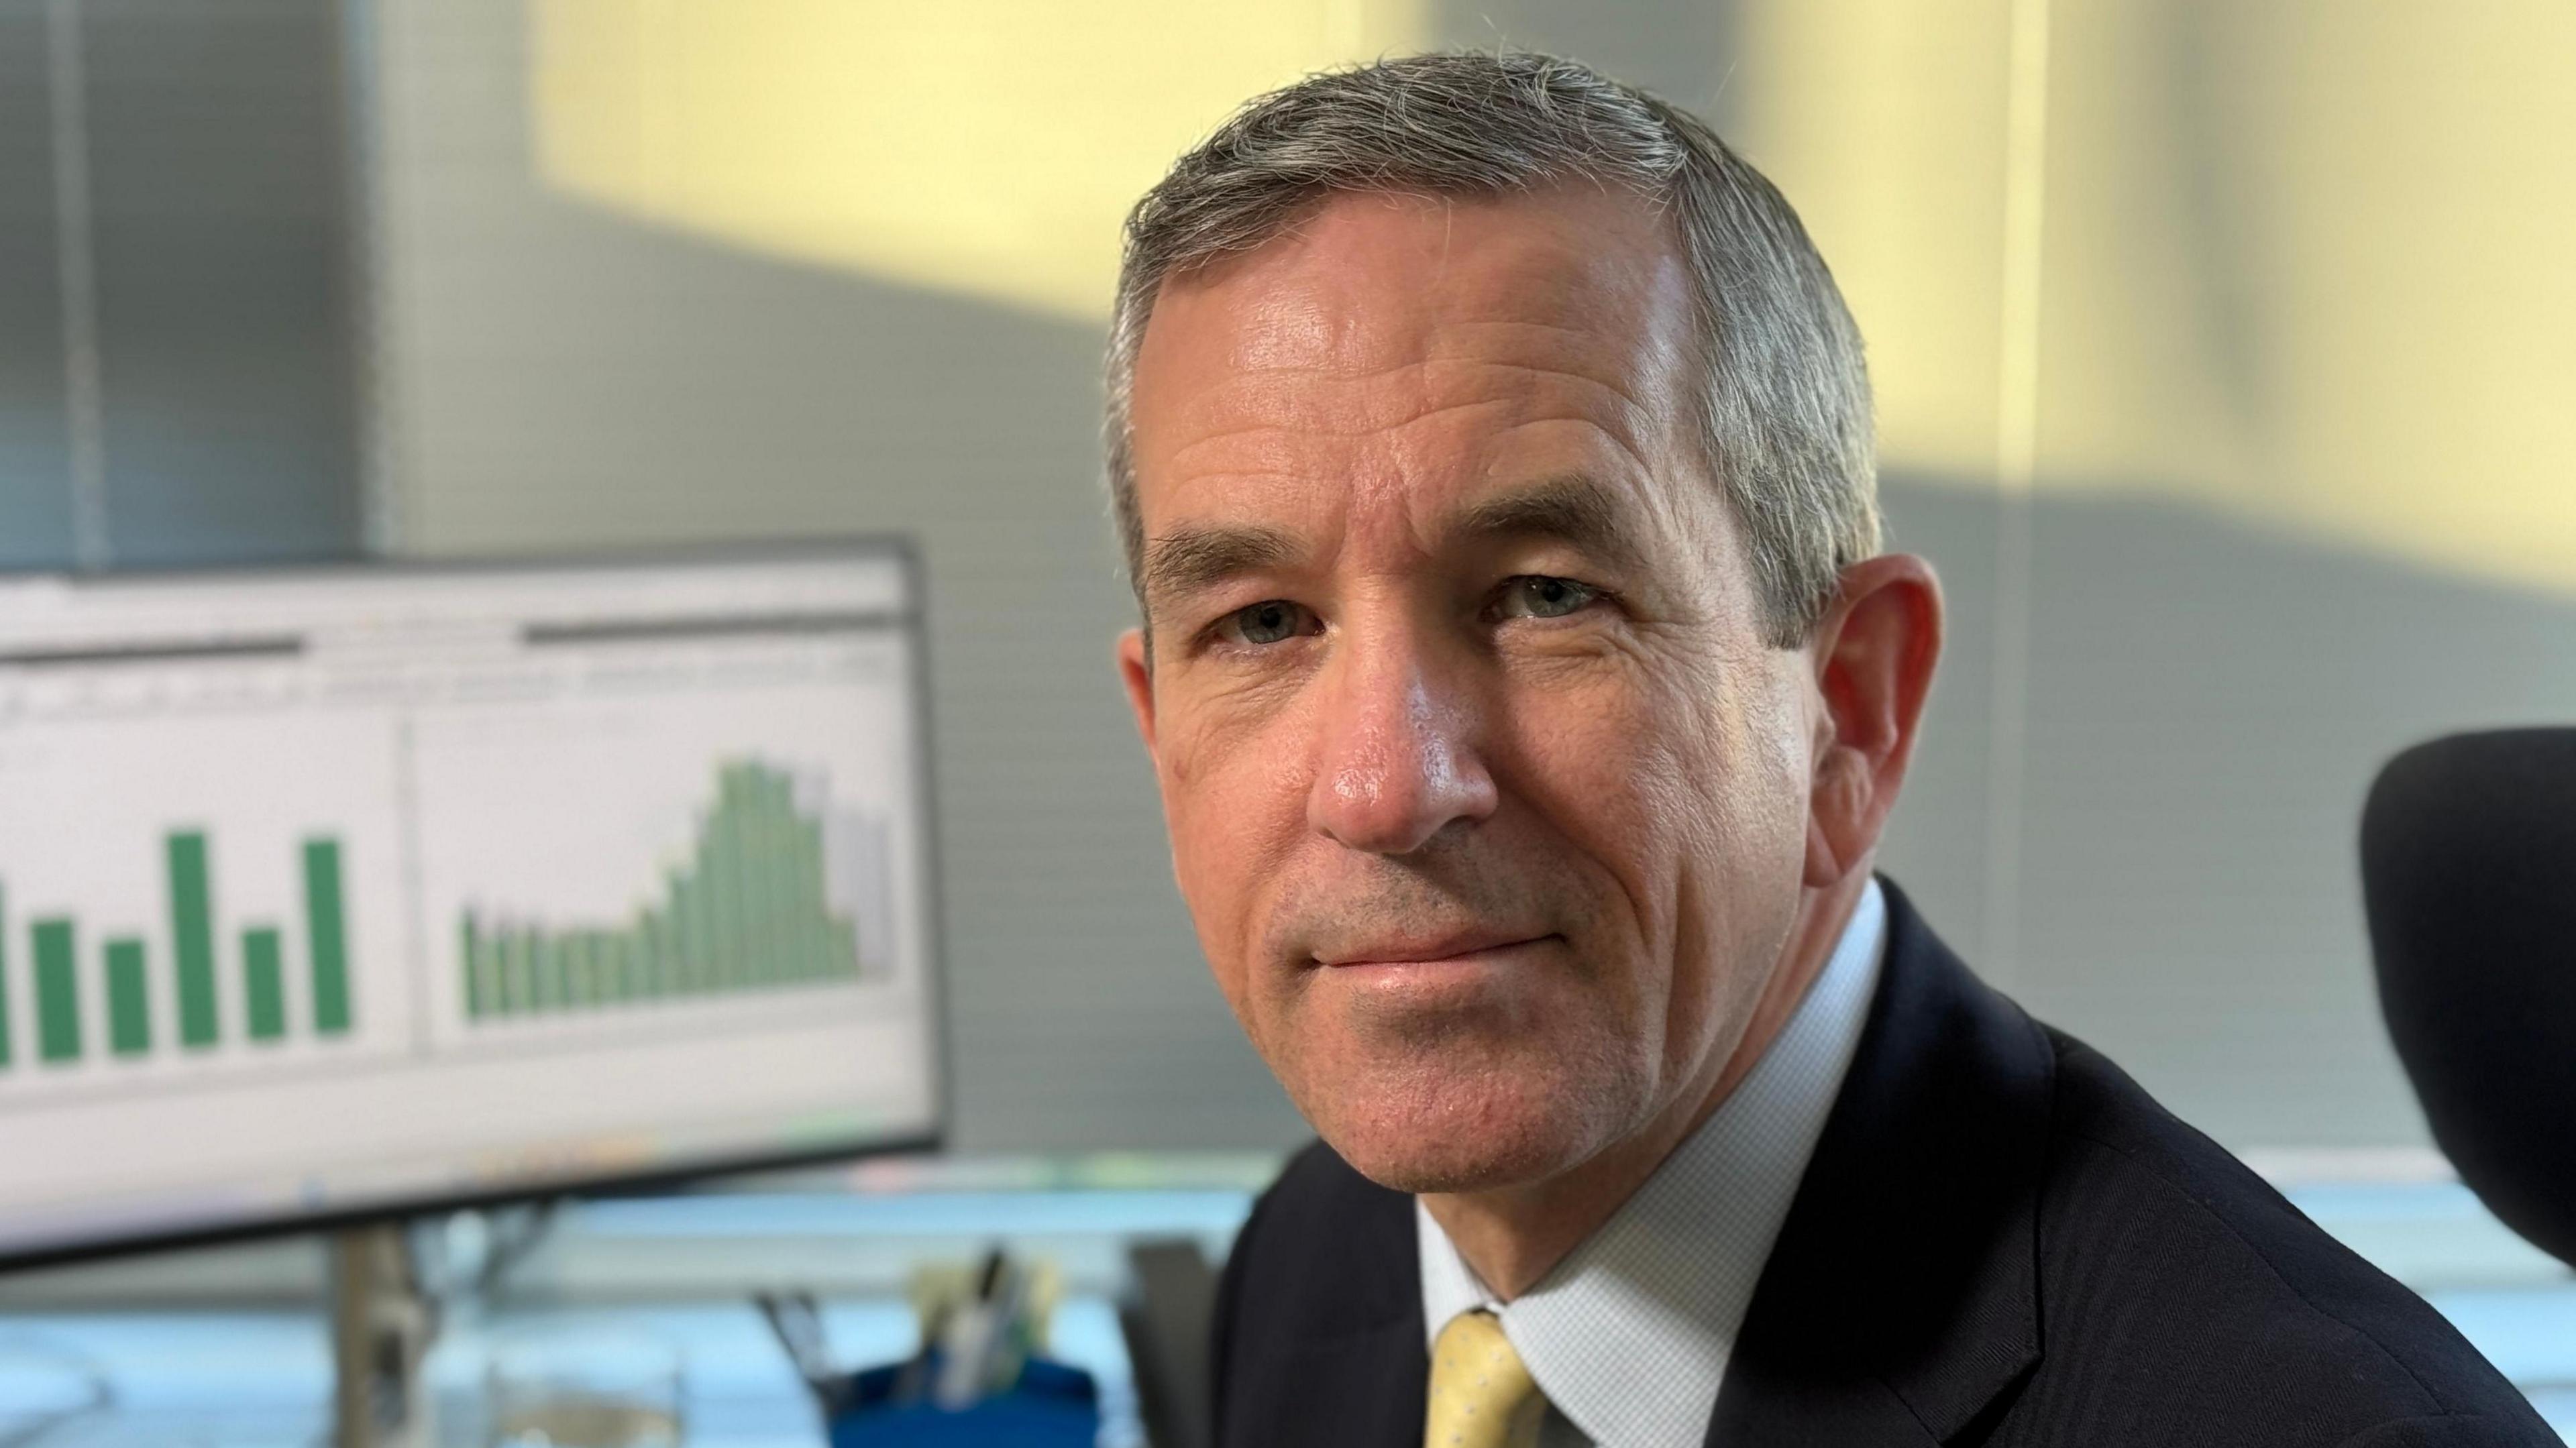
[0, 543, 944, 1267]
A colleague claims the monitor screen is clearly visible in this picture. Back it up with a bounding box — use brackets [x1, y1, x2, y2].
[0, 545, 943, 1265]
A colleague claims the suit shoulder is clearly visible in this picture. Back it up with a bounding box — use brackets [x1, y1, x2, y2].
[1213, 1141, 1428, 1445]
[2008, 1027, 2551, 1443]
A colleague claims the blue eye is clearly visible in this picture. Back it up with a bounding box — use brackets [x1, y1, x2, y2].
[1495, 575, 1598, 620]
[1218, 600, 1313, 647]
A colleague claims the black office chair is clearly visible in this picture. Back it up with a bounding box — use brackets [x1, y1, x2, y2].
[2361, 728, 2576, 1270]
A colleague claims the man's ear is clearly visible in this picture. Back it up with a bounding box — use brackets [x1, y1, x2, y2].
[1802, 553, 1943, 889]
[1118, 626, 1159, 758]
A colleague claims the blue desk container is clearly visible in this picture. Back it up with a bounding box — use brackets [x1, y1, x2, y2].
[828, 1354, 1099, 1447]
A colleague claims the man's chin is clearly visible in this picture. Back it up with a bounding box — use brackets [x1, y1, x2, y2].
[1335, 1142, 1568, 1196]
[1304, 1084, 1631, 1196]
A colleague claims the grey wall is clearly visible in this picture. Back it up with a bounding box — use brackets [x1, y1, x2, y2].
[370, 0, 2576, 1156]
[0, 3, 76, 567]
[0, 0, 365, 571]
[1875, 481, 2576, 1148]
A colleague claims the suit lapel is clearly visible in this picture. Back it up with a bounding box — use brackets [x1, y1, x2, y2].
[1265, 1317, 1427, 1448]
[1224, 1144, 1426, 1448]
[1707, 880, 2051, 1446]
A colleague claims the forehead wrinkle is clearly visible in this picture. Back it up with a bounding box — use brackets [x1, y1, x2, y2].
[1167, 357, 1665, 459]
[1154, 408, 1682, 565]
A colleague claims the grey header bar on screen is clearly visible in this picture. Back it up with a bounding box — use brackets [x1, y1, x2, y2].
[0, 635, 307, 667]
[519, 610, 910, 646]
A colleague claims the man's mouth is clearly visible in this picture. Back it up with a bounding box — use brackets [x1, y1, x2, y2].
[1314, 932, 1558, 970]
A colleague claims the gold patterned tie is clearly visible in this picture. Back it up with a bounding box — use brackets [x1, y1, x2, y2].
[1424, 1309, 1544, 1448]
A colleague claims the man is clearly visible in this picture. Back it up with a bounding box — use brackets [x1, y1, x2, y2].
[1106, 52, 2553, 1448]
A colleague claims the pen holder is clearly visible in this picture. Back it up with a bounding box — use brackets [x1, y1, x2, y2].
[827, 1353, 1099, 1448]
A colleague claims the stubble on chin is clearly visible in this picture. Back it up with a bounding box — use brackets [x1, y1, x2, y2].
[1317, 1033, 1648, 1194]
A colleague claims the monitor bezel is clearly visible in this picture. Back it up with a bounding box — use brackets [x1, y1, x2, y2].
[0, 537, 952, 1274]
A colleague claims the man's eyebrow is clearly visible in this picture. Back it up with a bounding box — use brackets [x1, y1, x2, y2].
[1454, 476, 1648, 569]
[1142, 523, 1303, 612]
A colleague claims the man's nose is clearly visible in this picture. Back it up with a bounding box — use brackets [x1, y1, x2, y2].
[1306, 623, 1499, 855]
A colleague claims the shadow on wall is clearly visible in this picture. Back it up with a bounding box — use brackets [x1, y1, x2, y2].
[1880, 477, 2576, 1150]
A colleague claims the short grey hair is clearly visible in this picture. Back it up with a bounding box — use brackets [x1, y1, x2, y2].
[1104, 50, 1878, 647]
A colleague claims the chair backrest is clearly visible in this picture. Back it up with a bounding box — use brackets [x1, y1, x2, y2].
[2361, 728, 2576, 1268]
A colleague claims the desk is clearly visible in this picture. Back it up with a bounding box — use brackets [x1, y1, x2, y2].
[0, 1160, 2567, 1445]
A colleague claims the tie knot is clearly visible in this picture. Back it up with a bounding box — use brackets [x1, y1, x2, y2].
[1425, 1310, 1542, 1448]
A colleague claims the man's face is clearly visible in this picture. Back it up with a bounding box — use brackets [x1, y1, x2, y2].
[1119, 186, 1819, 1192]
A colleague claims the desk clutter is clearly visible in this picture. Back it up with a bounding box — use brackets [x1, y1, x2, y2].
[761, 1251, 1100, 1447]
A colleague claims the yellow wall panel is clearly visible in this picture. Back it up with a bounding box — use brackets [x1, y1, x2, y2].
[1737, 0, 2576, 596]
[530, 0, 1425, 321]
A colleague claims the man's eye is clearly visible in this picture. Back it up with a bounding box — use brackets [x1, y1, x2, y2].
[1214, 600, 1316, 647]
[1493, 575, 1599, 620]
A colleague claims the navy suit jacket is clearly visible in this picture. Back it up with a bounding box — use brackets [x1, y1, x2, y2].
[1210, 879, 2557, 1447]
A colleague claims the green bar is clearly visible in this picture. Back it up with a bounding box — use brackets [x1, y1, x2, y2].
[804, 822, 833, 980]
[736, 784, 764, 988]
[515, 933, 537, 1011]
[777, 818, 806, 981]
[496, 929, 524, 1016]
[167, 832, 219, 1048]
[523, 935, 547, 1011]
[765, 779, 796, 983]
[710, 788, 741, 989]
[0, 884, 13, 1068]
[737, 785, 763, 987]
[566, 934, 594, 1007]
[303, 838, 352, 1036]
[33, 919, 79, 1063]
[242, 928, 286, 1042]
[537, 935, 565, 1011]
[751, 777, 780, 984]
[460, 913, 484, 1020]
[743, 777, 770, 985]
[788, 819, 819, 974]
[517, 930, 543, 1013]
[106, 937, 150, 1056]
[639, 912, 667, 999]
[678, 871, 709, 995]
[743, 775, 763, 986]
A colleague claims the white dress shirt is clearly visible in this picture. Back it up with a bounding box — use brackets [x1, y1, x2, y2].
[1416, 879, 1888, 1447]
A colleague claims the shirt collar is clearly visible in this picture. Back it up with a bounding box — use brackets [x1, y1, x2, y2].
[1417, 879, 1888, 1446]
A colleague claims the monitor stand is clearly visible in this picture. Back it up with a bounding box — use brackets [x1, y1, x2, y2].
[330, 1223, 435, 1448]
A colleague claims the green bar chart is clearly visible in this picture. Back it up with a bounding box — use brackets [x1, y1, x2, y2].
[0, 832, 356, 1071]
[460, 760, 875, 1023]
